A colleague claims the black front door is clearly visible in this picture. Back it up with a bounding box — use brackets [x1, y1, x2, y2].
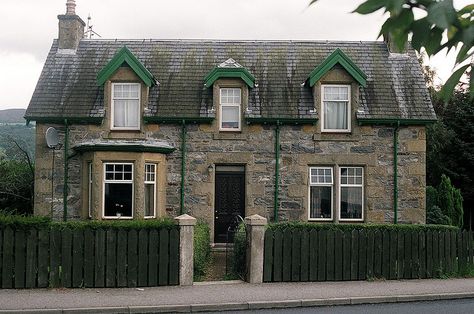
[214, 168, 245, 243]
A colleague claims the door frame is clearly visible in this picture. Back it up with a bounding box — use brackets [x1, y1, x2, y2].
[213, 164, 246, 244]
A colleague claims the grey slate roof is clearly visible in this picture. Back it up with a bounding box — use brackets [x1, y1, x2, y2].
[25, 39, 436, 121]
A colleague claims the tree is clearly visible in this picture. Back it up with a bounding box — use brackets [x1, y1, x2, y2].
[0, 134, 34, 215]
[310, 0, 474, 100]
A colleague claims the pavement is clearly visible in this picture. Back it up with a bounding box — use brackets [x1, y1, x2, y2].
[0, 278, 473, 313]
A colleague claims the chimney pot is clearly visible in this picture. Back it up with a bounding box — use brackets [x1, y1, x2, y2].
[66, 0, 76, 15]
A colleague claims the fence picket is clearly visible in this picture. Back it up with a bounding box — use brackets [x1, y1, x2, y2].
[334, 230, 343, 281]
[351, 230, 358, 281]
[432, 231, 440, 277]
[426, 230, 433, 278]
[116, 230, 127, 287]
[83, 229, 94, 288]
[412, 231, 420, 279]
[397, 230, 404, 279]
[444, 232, 452, 275]
[169, 228, 179, 285]
[106, 229, 117, 288]
[148, 229, 159, 286]
[138, 229, 149, 287]
[2, 227, 14, 288]
[358, 230, 367, 280]
[291, 230, 301, 282]
[273, 230, 283, 282]
[61, 229, 73, 288]
[14, 229, 26, 288]
[403, 231, 412, 279]
[25, 228, 38, 288]
[263, 229, 274, 282]
[419, 232, 426, 279]
[72, 229, 84, 288]
[308, 230, 318, 281]
[158, 229, 169, 286]
[366, 230, 374, 280]
[281, 229, 292, 281]
[350, 230, 359, 280]
[37, 229, 49, 288]
[127, 230, 138, 287]
[388, 230, 396, 280]
[94, 229, 106, 288]
[300, 230, 309, 282]
[438, 231, 444, 276]
[326, 230, 335, 281]
[318, 229, 327, 281]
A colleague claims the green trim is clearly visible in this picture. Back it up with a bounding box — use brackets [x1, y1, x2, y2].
[308, 48, 367, 87]
[274, 123, 281, 222]
[393, 124, 400, 224]
[204, 67, 255, 88]
[97, 46, 157, 87]
[357, 118, 437, 126]
[25, 117, 103, 124]
[246, 117, 318, 125]
[144, 116, 214, 124]
[63, 120, 69, 222]
[180, 122, 187, 215]
[73, 144, 175, 154]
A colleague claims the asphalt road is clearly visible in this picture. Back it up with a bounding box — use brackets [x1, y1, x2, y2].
[210, 298, 474, 314]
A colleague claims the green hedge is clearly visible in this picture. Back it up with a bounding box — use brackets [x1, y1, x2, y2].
[0, 214, 176, 230]
[194, 221, 211, 280]
[267, 222, 459, 232]
[232, 223, 247, 279]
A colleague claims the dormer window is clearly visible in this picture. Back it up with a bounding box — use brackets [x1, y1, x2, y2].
[321, 85, 351, 132]
[219, 88, 241, 131]
[111, 83, 141, 130]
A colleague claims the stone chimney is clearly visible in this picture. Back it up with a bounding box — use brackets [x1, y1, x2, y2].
[57, 0, 85, 51]
[383, 33, 408, 54]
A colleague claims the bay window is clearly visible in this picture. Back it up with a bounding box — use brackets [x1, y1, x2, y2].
[339, 167, 364, 221]
[309, 167, 333, 220]
[103, 163, 133, 218]
[321, 85, 350, 132]
[144, 163, 156, 218]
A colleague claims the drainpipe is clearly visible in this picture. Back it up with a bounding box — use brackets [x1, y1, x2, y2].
[274, 121, 281, 222]
[393, 122, 400, 224]
[180, 120, 187, 215]
[63, 119, 69, 222]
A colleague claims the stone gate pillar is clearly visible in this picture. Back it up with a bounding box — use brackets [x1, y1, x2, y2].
[245, 214, 268, 283]
[175, 214, 197, 286]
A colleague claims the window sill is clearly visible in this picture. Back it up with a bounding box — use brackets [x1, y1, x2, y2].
[339, 219, 364, 223]
[308, 218, 334, 222]
[102, 216, 134, 220]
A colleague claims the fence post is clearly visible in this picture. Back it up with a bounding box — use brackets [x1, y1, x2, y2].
[245, 214, 268, 284]
[175, 214, 197, 286]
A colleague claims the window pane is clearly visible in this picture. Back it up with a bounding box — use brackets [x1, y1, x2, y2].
[310, 186, 332, 219]
[114, 99, 139, 128]
[324, 101, 348, 129]
[310, 168, 332, 184]
[221, 88, 241, 104]
[340, 187, 362, 219]
[104, 183, 133, 217]
[324, 86, 349, 100]
[221, 106, 239, 129]
[145, 184, 155, 217]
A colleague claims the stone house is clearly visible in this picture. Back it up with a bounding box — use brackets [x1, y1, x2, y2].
[26, 1, 435, 243]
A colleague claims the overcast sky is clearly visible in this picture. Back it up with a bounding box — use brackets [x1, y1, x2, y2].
[0, 0, 469, 110]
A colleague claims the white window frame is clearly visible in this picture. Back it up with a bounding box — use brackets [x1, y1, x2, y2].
[144, 163, 157, 219]
[88, 162, 92, 218]
[219, 88, 241, 132]
[338, 166, 364, 222]
[102, 162, 134, 219]
[111, 83, 141, 131]
[321, 84, 351, 133]
[308, 167, 334, 221]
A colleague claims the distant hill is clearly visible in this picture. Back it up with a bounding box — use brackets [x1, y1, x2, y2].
[0, 109, 26, 123]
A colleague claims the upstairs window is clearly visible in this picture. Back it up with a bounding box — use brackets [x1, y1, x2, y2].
[309, 167, 333, 220]
[321, 85, 351, 132]
[220, 88, 241, 131]
[112, 83, 140, 130]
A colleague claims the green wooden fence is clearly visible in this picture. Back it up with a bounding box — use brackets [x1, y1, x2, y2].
[0, 226, 179, 288]
[263, 228, 473, 282]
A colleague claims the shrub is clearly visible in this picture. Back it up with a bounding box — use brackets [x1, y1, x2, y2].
[427, 205, 451, 225]
[193, 221, 210, 280]
[267, 222, 458, 232]
[232, 223, 247, 279]
[426, 185, 438, 212]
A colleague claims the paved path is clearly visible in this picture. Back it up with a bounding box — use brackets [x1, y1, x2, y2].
[0, 278, 473, 313]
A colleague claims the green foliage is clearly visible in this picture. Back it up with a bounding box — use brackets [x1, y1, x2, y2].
[0, 160, 34, 215]
[232, 223, 247, 279]
[453, 188, 464, 227]
[193, 222, 211, 280]
[426, 205, 451, 225]
[0, 214, 176, 231]
[427, 90, 473, 227]
[310, 0, 474, 99]
[426, 185, 438, 211]
[267, 221, 458, 232]
[438, 174, 455, 220]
